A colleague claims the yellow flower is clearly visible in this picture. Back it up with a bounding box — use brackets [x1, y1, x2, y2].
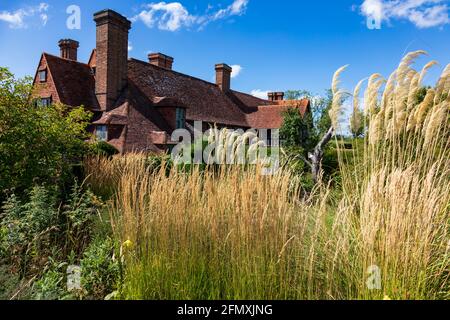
[123, 240, 133, 249]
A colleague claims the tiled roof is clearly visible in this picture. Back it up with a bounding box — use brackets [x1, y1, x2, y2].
[128, 59, 251, 127]
[245, 99, 310, 129]
[43, 53, 99, 110]
[42, 54, 310, 131]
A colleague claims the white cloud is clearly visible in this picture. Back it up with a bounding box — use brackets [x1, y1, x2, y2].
[360, 0, 450, 28]
[128, 42, 133, 51]
[251, 89, 270, 100]
[213, 0, 249, 20]
[0, 2, 49, 29]
[231, 65, 243, 78]
[132, 2, 196, 31]
[133, 0, 250, 31]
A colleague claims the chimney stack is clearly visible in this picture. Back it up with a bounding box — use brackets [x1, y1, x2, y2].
[215, 63, 232, 92]
[93, 9, 131, 111]
[59, 39, 79, 61]
[148, 53, 174, 70]
[268, 92, 284, 102]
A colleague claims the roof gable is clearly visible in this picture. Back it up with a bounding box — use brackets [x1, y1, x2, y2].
[43, 53, 99, 110]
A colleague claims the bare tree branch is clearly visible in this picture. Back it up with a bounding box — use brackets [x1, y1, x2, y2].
[308, 126, 334, 183]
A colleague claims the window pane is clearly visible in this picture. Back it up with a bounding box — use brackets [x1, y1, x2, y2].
[37, 97, 51, 107]
[39, 71, 46, 82]
[96, 126, 108, 141]
[176, 108, 186, 129]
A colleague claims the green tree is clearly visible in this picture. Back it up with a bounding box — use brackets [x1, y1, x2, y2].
[281, 89, 345, 182]
[314, 89, 333, 138]
[279, 108, 314, 150]
[0, 67, 92, 197]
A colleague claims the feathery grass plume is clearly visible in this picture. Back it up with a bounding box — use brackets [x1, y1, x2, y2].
[423, 102, 448, 147]
[396, 50, 427, 81]
[406, 72, 420, 111]
[435, 64, 450, 104]
[419, 60, 438, 86]
[380, 71, 396, 112]
[329, 65, 349, 129]
[413, 89, 435, 133]
[395, 69, 416, 118]
[406, 112, 416, 132]
[394, 51, 427, 115]
[368, 112, 383, 145]
[350, 79, 366, 136]
[364, 74, 384, 116]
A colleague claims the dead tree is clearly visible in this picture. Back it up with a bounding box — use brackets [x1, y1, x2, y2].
[306, 127, 334, 183]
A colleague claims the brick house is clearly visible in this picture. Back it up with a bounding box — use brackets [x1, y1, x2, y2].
[32, 9, 310, 153]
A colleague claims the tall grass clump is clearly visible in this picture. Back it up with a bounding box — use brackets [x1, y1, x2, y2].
[108, 162, 338, 299]
[88, 52, 449, 300]
[339, 51, 450, 299]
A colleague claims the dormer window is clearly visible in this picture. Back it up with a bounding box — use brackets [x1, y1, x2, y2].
[38, 70, 47, 82]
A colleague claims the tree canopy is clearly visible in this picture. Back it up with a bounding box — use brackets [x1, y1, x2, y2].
[0, 67, 92, 197]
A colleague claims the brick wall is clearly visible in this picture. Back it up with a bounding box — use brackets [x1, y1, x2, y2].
[32, 55, 60, 103]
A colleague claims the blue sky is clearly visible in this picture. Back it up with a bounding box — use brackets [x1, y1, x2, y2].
[0, 0, 449, 99]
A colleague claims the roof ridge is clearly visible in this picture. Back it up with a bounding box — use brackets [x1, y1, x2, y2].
[129, 58, 219, 87]
[128, 58, 265, 100]
[43, 52, 91, 67]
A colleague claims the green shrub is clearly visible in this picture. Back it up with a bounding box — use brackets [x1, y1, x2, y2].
[0, 67, 92, 201]
[0, 184, 99, 276]
[32, 259, 69, 300]
[88, 141, 119, 158]
[80, 237, 120, 299]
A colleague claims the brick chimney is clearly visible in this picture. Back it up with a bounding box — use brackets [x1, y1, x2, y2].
[215, 63, 232, 92]
[268, 92, 284, 102]
[58, 39, 79, 61]
[93, 9, 131, 111]
[148, 53, 174, 70]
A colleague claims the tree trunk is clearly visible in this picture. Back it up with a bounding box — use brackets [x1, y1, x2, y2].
[309, 126, 334, 183]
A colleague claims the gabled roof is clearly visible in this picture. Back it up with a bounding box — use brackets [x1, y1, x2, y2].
[246, 99, 310, 129]
[43, 53, 99, 110]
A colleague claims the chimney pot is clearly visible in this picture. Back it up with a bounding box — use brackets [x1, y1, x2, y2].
[58, 39, 79, 61]
[268, 92, 284, 102]
[215, 63, 232, 92]
[148, 53, 174, 70]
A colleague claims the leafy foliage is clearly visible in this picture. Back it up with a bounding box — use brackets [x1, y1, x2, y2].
[0, 67, 92, 199]
[0, 184, 99, 277]
[80, 237, 120, 299]
[280, 108, 314, 150]
[88, 141, 119, 158]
